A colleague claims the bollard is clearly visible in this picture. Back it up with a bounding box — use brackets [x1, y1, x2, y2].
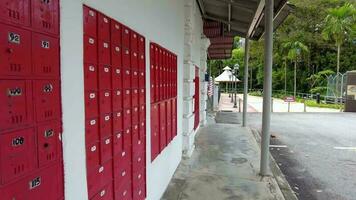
[316, 93, 321, 104]
[303, 98, 307, 112]
[271, 98, 274, 113]
[239, 99, 241, 112]
[288, 102, 290, 112]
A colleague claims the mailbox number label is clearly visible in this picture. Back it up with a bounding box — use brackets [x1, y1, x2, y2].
[8, 88, 22, 96]
[44, 129, 54, 138]
[29, 177, 41, 189]
[41, 40, 50, 49]
[12, 137, 25, 146]
[8, 32, 20, 44]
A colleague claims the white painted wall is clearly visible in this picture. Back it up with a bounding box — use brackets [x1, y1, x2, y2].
[60, 0, 187, 199]
[191, 5, 204, 67]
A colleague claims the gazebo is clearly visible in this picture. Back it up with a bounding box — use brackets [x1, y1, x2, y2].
[215, 66, 241, 93]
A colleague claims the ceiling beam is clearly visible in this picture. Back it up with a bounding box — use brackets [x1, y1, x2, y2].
[197, 0, 206, 15]
[203, 15, 248, 31]
[228, 2, 232, 32]
[212, 0, 257, 10]
[247, 0, 265, 38]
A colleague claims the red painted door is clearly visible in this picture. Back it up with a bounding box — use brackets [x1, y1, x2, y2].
[194, 67, 200, 130]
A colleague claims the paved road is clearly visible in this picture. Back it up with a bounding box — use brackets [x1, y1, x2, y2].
[247, 112, 356, 200]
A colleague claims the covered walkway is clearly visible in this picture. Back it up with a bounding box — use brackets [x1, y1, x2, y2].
[162, 115, 285, 200]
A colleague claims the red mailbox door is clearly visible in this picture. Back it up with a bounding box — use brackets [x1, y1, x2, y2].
[33, 80, 60, 122]
[85, 118, 99, 146]
[32, 33, 60, 77]
[0, 128, 36, 184]
[99, 90, 112, 114]
[194, 67, 200, 130]
[86, 142, 100, 172]
[0, 24, 31, 77]
[85, 91, 99, 119]
[150, 104, 159, 160]
[100, 136, 113, 164]
[83, 6, 97, 37]
[84, 35, 98, 64]
[112, 89, 122, 112]
[98, 13, 110, 41]
[31, 0, 59, 34]
[112, 67, 122, 90]
[111, 20, 122, 45]
[111, 45, 122, 68]
[113, 111, 123, 133]
[0, 0, 30, 26]
[122, 26, 130, 49]
[84, 63, 98, 91]
[37, 122, 61, 167]
[0, 80, 33, 131]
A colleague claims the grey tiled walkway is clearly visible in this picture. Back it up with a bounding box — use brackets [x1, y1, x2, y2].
[162, 116, 284, 200]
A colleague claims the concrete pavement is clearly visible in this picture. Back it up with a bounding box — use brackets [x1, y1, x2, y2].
[162, 114, 285, 200]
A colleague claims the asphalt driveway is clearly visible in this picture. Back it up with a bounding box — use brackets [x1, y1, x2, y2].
[247, 112, 356, 200]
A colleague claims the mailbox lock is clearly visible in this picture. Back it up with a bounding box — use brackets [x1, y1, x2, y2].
[6, 48, 14, 53]
[105, 139, 110, 145]
[99, 166, 104, 173]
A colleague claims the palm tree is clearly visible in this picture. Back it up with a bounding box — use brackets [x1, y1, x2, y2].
[322, 3, 356, 77]
[282, 41, 309, 97]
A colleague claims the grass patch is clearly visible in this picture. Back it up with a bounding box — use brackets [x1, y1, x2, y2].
[249, 91, 343, 110]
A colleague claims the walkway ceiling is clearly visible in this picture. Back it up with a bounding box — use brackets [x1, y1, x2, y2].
[197, 0, 294, 59]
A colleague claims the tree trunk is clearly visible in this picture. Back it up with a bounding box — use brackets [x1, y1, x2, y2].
[250, 67, 253, 90]
[335, 44, 341, 102]
[284, 60, 287, 95]
[294, 61, 297, 98]
[337, 44, 341, 75]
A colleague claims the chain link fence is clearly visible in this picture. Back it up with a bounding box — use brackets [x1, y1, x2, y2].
[326, 73, 348, 103]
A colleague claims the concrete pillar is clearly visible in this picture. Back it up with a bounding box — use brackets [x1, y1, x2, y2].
[260, 0, 274, 176]
[243, 39, 250, 127]
[199, 36, 211, 127]
[182, 0, 197, 158]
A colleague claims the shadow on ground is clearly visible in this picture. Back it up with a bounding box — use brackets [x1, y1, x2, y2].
[215, 111, 241, 124]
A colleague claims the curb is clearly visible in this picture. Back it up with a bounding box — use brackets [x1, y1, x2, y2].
[249, 128, 299, 200]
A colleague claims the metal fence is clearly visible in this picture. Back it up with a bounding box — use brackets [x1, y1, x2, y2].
[326, 73, 348, 103]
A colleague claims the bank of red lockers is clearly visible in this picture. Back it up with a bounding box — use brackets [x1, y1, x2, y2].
[0, 0, 63, 199]
[149, 43, 178, 161]
[83, 5, 147, 200]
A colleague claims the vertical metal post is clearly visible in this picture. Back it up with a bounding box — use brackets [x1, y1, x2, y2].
[239, 99, 241, 112]
[260, 0, 273, 176]
[234, 75, 237, 105]
[304, 100, 307, 112]
[233, 75, 238, 108]
[243, 39, 250, 127]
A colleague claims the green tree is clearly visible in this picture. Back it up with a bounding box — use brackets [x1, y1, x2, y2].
[282, 40, 309, 97]
[322, 3, 356, 75]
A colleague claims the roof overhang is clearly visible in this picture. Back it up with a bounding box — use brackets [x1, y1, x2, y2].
[198, 0, 294, 59]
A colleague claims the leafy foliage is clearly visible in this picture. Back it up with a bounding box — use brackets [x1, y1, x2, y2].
[207, 0, 356, 95]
